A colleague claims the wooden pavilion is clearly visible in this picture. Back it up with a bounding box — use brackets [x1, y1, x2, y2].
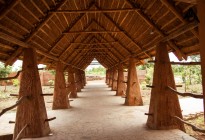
[0, 0, 205, 139]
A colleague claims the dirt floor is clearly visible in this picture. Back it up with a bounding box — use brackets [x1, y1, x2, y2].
[0, 84, 204, 139]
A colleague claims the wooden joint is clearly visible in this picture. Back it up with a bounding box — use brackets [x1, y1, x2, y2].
[167, 86, 203, 99]
[144, 113, 153, 116]
[121, 96, 127, 98]
[45, 117, 56, 122]
[146, 85, 154, 88]
[148, 60, 155, 63]
[176, 85, 183, 87]
[122, 81, 127, 83]
[10, 94, 18, 97]
[41, 93, 53, 96]
[9, 121, 15, 124]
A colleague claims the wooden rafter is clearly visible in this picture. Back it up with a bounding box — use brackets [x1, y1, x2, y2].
[5, 0, 68, 66]
[125, 0, 187, 60]
[0, 0, 21, 19]
[50, 8, 136, 14]
[95, 5, 152, 59]
[63, 31, 122, 34]
[174, 0, 197, 4]
[0, 32, 82, 70]
[71, 42, 117, 45]
[160, 0, 199, 39]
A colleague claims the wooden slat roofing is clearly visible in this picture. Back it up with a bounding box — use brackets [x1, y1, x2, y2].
[0, 0, 199, 70]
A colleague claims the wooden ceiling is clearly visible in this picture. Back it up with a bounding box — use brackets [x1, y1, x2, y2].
[0, 0, 199, 70]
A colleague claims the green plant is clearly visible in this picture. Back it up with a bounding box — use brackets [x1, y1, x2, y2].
[12, 79, 20, 87]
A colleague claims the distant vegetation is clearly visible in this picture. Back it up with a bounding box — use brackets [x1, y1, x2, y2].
[85, 66, 106, 76]
[139, 55, 202, 92]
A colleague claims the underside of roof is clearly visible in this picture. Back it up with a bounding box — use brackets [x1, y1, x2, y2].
[0, 0, 199, 70]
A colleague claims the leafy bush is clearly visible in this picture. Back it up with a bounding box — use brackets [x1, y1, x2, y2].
[12, 79, 20, 87]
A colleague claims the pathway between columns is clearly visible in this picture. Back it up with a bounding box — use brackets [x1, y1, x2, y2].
[0, 80, 195, 140]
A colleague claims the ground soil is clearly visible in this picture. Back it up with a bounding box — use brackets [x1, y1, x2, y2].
[0, 85, 204, 139]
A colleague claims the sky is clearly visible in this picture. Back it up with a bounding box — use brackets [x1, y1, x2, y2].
[12, 52, 181, 71]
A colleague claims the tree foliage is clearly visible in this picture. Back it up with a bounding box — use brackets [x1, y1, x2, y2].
[0, 62, 12, 78]
[86, 66, 105, 76]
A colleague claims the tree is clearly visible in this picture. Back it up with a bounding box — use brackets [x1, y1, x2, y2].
[0, 62, 12, 92]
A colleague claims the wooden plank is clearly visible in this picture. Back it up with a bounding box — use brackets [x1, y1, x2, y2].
[198, 0, 205, 122]
[5, 0, 67, 66]
[126, 0, 187, 60]
[63, 31, 122, 34]
[174, 0, 197, 4]
[51, 8, 137, 13]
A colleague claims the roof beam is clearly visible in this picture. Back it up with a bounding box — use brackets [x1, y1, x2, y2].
[50, 8, 136, 14]
[94, 5, 152, 59]
[92, 20, 131, 56]
[63, 31, 122, 34]
[40, 2, 95, 63]
[5, 0, 68, 66]
[125, 0, 187, 60]
[71, 42, 117, 45]
[160, 0, 199, 39]
[174, 0, 196, 5]
[0, 32, 82, 70]
[0, 0, 21, 19]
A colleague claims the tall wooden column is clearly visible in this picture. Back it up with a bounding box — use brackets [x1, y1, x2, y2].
[67, 67, 77, 98]
[198, 0, 205, 121]
[146, 43, 184, 131]
[75, 69, 82, 92]
[109, 69, 113, 87]
[105, 70, 108, 84]
[112, 68, 118, 91]
[52, 61, 70, 109]
[83, 70, 86, 86]
[14, 48, 51, 139]
[125, 57, 143, 106]
[116, 63, 126, 96]
[107, 69, 110, 85]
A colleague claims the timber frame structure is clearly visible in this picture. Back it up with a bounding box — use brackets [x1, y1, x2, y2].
[0, 0, 205, 139]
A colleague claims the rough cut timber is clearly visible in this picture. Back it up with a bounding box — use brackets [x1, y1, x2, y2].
[109, 69, 113, 87]
[13, 48, 50, 139]
[116, 63, 126, 96]
[146, 43, 185, 131]
[197, 0, 205, 121]
[112, 68, 118, 91]
[52, 61, 70, 109]
[75, 69, 83, 92]
[67, 67, 77, 98]
[0, 0, 200, 69]
[125, 57, 143, 106]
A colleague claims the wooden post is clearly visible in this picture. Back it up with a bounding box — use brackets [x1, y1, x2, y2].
[75, 69, 82, 92]
[116, 63, 126, 96]
[83, 70, 86, 86]
[13, 48, 51, 139]
[80, 70, 84, 89]
[52, 61, 70, 109]
[109, 69, 113, 87]
[107, 69, 110, 85]
[146, 43, 185, 131]
[198, 0, 205, 122]
[105, 70, 108, 84]
[112, 68, 118, 91]
[125, 57, 143, 106]
[67, 67, 77, 98]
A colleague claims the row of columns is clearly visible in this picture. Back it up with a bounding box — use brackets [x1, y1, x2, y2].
[13, 48, 86, 139]
[106, 57, 143, 106]
[105, 43, 186, 131]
